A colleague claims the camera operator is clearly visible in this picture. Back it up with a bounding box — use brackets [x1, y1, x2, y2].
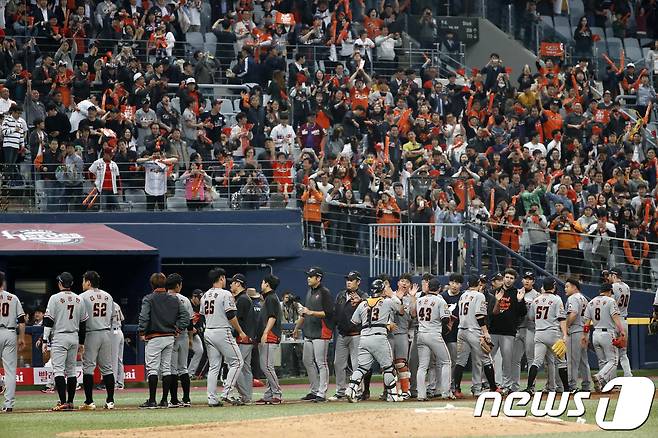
[236, 163, 269, 210]
[281, 291, 303, 377]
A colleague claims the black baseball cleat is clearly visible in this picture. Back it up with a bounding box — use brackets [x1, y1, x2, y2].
[359, 392, 370, 401]
[208, 401, 224, 407]
[220, 396, 245, 406]
[522, 387, 535, 395]
[139, 400, 158, 409]
[158, 400, 169, 409]
[312, 396, 327, 403]
[1, 407, 13, 413]
[301, 393, 317, 401]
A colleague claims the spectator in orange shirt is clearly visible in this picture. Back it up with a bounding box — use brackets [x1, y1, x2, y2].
[623, 222, 650, 288]
[376, 191, 401, 259]
[301, 179, 324, 248]
[540, 98, 563, 141]
[550, 208, 584, 280]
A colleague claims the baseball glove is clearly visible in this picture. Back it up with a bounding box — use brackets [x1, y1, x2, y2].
[480, 336, 493, 354]
[612, 334, 627, 349]
[649, 317, 658, 336]
[552, 338, 567, 359]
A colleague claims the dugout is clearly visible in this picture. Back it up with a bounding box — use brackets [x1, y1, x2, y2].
[0, 223, 160, 323]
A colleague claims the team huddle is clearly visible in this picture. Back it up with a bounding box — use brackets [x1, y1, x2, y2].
[0, 266, 640, 412]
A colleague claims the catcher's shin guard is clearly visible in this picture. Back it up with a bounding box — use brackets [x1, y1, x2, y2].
[382, 364, 401, 402]
[394, 359, 411, 394]
[346, 367, 369, 402]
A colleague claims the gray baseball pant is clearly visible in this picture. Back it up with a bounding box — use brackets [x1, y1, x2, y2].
[205, 328, 243, 403]
[490, 334, 514, 389]
[618, 320, 632, 377]
[111, 329, 124, 385]
[333, 334, 360, 396]
[51, 333, 79, 378]
[567, 330, 591, 390]
[0, 329, 18, 409]
[259, 343, 282, 400]
[145, 336, 175, 377]
[83, 330, 113, 375]
[236, 343, 254, 402]
[188, 334, 203, 376]
[303, 338, 330, 398]
[171, 335, 189, 376]
[593, 330, 618, 385]
[416, 332, 451, 399]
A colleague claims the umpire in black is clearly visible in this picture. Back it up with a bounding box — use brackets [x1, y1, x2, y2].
[330, 271, 368, 400]
[138, 273, 189, 409]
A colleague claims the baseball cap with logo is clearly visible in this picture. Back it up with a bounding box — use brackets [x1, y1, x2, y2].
[57, 272, 74, 288]
[492, 273, 503, 281]
[523, 271, 535, 280]
[230, 273, 246, 285]
[185, 77, 196, 85]
[306, 267, 324, 278]
[345, 271, 361, 281]
[609, 267, 623, 277]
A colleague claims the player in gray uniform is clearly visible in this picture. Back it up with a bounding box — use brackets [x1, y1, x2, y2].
[230, 273, 257, 404]
[415, 278, 453, 400]
[43, 272, 89, 411]
[110, 302, 125, 389]
[79, 271, 115, 410]
[564, 278, 591, 391]
[408, 273, 432, 398]
[201, 268, 248, 407]
[523, 278, 570, 394]
[389, 273, 412, 398]
[510, 271, 539, 392]
[453, 276, 499, 397]
[164, 274, 194, 408]
[582, 283, 626, 391]
[0, 271, 26, 413]
[345, 279, 402, 403]
[138, 273, 189, 409]
[608, 268, 632, 377]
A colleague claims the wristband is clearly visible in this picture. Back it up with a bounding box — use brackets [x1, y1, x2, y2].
[583, 325, 590, 333]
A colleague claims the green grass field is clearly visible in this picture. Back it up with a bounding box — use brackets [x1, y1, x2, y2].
[4, 378, 658, 438]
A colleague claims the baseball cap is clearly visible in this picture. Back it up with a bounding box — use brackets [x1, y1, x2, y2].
[523, 271, 535, 280]
[230, 273, 246, 285]
[492, 273, 503, 281]
[185, 77, 196, 84]
[306, 267, 324, 278]
[478, 274, 488, 283]
[542, 278, 556, 292]
[212, 98, 223, 106]
[133, 72, 143, 81]
[345, 271, 361, 281]
[428, 278, 442, 292]
[600, 283, 613, 293]
[57, 272, 74, 288]
[601, 269, 610, 278]
[627, 63, 635, 68]
[609, 267, 623, 277]
[246, 287, 261, 300]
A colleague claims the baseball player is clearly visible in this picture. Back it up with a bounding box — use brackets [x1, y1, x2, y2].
[345, 279, 402, 403]
[292, 267, 334, 403]
[408, 272, 433, 398]
[440, 273, 463, 393]
[165, 274, 194, 408]
[523, 278, 570, 394]
[490, 269, 527, 393]
[330, 271, 367, 401]
[453, 276, 499, 397]
[138, 273, 189, 409]
[510, 271, 539, 392]
[201, 268, 247, 407]
[582, 283, 626, 391]
[416, 278, 453, 400]
[564, 278, 591, 391]
[608, 268, 632, 377]
[188, 290, 205, 378]
[43, 272, 89, 411]
[389, 273, 413, 398]
[230, 274, 257, 404]
[110, 302, 125, 389]
[79, 271, 115, 410]
[256, 275, 283, 404]
[0, 271, 26, 413]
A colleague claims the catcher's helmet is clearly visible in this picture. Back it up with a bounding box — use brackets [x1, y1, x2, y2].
[370, 279, 385, 296]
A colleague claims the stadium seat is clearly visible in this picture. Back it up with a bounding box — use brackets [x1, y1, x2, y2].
[607, 37, 623, 59]
[185, 32, 205, 53]
[554, 16, 571, 31]
[204, 32, 217, 55]
[555, 26, 572, 43]
[171, 97, 181, 114]
[591, 27, 605, 41]
[220, 99, 235, 115]
[625, 47, 644, 63]
[624, 38, 640, 51]
[540, 16, 554, 39]
[569, 0, 585, 20]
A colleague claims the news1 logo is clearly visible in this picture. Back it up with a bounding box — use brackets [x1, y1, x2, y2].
[474, 377, 655, 431]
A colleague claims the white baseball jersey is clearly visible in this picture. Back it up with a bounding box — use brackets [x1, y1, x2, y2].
[566, 292, 589, 334]
[200, 287, 236, 329]
[79, 288, 114, 331]
[416, 293, 451, 334]
[457, 289, 488, 331]
[0, 290, 25, 329]
[654, 287, 658, 307]
[352, 296, 399, 336]
[529, 293, 566, 331]
[170, 292, 194, 330]
[45, 291, 88, 335]
[585, 295, 619, 330]
[612, 281, 630, 318]
[111, 302, 124, 330]
[519, 288, 539, 330]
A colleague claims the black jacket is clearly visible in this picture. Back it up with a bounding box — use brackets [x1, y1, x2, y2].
[335, 288, 368, 336]
[489, 285, 527, 336]
[138, 289, 189, 339]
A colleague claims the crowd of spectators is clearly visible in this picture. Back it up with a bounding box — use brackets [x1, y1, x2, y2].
[1, 1, 658, 287]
